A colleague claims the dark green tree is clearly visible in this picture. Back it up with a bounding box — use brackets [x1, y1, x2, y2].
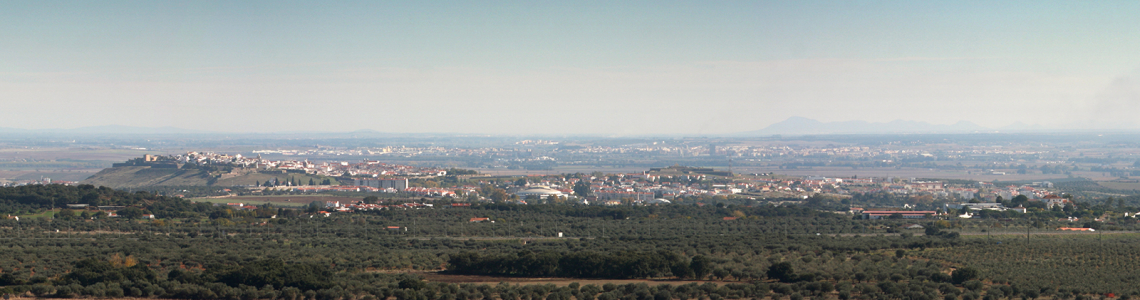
[573, 180, 591, 197]
[117, 207, 145, 219]
[952, 267, 979, 284]
[767, 262, 796, 282]
[690, 255, 711, 280]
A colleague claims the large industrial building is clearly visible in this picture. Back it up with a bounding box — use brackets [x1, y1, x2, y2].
[353, 178, 409, 190]
[515, 186, 564, 199]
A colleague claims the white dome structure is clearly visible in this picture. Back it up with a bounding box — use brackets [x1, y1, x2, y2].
[515, 186, 564, 199]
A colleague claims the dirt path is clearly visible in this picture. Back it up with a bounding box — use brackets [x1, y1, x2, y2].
[421, 272, 746, 287]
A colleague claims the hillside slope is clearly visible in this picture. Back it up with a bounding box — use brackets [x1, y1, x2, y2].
[81, 166, 212, 188]
[81, 166, 339, 188]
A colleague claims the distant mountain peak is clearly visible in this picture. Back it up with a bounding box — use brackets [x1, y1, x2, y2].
[738, 117, 988, 136]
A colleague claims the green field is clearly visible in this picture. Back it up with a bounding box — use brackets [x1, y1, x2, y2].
[189, 195, 361, 207]
[15, 210, 57, 219]
[191, 198, 307, 207]
[958, 230, 1140, 240]
[1095, 181, 1140, 190]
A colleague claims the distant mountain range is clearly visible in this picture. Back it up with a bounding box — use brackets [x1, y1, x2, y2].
[736, 117, 1048, 136]
[0, 120, 1123, 138]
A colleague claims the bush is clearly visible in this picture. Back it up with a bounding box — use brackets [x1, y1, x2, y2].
[953, 268, 979, 285]
[1024, 288, 1040, 299]
[963, 281, 984, 291]
[930, 273, 953, 283]
[216, 259, 332, 290]
[60, 259, 157, 286]
[54, 285, 76, 298]
[767, 262, 796, 283]
[29, 285, 54, 297]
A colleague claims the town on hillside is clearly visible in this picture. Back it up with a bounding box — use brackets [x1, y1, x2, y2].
[67, 154, 1084, 219]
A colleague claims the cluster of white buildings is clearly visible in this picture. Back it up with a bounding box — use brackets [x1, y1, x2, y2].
[501, 173, 751, 205]
[791, 175, 1063, 202]
[166, 152, 450, 178]
[0, 177, 74, 187]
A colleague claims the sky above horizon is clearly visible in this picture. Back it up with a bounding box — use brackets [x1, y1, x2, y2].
[3, 1, 1140, 135]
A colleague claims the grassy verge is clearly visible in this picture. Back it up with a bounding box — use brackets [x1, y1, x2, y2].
[190, 197, 311, 207]
[17, 210, 57, 219]
[958, 230, 1140, 239]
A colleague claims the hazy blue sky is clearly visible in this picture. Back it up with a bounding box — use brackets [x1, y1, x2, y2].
[3, 1, 1139, 135]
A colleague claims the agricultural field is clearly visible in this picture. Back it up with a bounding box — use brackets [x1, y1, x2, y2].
[0, 148, 153, 183]
[191, 195, 364, 207]
[475, 166, 650, 177]
[737, 166, 1077, 182]
[3, 185, 1140, 300]
[1093, 181, 1140, 191]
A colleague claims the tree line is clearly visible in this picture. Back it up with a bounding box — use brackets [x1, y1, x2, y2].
[448, 250, 695, 279]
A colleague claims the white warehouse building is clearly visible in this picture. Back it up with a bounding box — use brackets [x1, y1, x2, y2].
[515, 186, 564, 199]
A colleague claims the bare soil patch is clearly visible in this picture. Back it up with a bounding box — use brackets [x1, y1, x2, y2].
[421, 272, 741, 287]
[474, 166, 648, 177]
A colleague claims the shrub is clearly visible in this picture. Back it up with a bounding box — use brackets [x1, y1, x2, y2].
[952, 268, 979, 285]
[963, 281, 984, 291]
